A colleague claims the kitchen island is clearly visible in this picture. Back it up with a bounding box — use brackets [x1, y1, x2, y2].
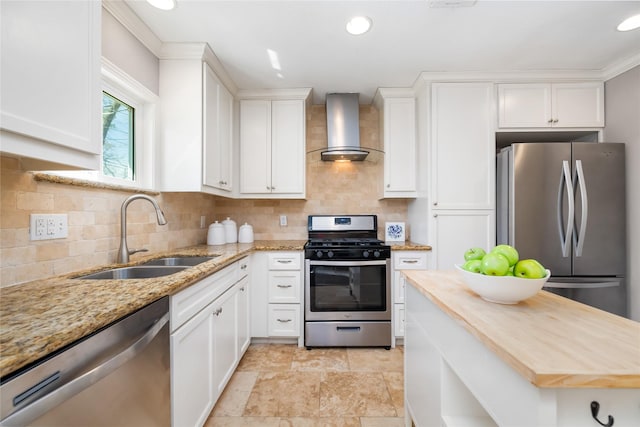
[403, 270, 640, 427]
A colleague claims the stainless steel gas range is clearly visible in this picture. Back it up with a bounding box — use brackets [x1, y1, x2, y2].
[304, 215, 392, 349]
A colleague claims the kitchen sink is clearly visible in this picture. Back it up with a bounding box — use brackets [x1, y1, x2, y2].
[141, 256, 217, 267]
[75, 266, 189, 280]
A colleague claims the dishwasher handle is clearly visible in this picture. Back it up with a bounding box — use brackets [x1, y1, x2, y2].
[1, 313, 169, 427]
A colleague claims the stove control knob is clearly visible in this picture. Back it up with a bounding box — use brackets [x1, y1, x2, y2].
[362, 250, 370, 258]
[373, 250, 381, 258]
[315, 251, 323, 258]
[327, 251, 334, 258]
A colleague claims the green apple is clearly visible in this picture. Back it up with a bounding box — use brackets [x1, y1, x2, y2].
[464, 247, 486, 262]
[480, 253, 510, 276]
[462, 259, 482, 273]
[491, 244, 519, 267]
[513, 259, 547, 279]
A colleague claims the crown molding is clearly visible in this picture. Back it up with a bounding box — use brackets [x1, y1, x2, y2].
[102, 0, 162, 57]
[236, 88, 312, 101]
[601, 52, 640, 81]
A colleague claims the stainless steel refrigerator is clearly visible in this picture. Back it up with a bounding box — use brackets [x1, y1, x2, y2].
[497, 142, 627, 317]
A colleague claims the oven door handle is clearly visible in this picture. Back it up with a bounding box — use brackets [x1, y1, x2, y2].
[307, 260, 388, 266]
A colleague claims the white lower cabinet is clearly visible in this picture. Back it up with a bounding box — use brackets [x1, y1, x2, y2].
[391, 251, 428, 341]
[250, 251, 303, 344]
[170, 257, 250, 427]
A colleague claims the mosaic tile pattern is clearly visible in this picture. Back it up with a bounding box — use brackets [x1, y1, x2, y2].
[207, 344, 405, 427]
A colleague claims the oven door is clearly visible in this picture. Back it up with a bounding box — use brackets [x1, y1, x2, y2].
[305, 259, 391, 321]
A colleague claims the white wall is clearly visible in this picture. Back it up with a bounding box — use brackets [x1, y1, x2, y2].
[604, 65, 640, 321]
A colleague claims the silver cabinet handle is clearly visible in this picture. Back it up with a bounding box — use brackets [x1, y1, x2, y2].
[2, 313, 169, 426]
[548, 118, 554, 123]
[557, 160, 574, 258]
[433, 201, 438, 206]
[402, 260, 419, 264]
[277, 318, 292, 323]
[214, 307, 223, 316]
[241, 264, 247, 270]
[433, 214, 438, 218]
[552, 119, 559, 123]
[276, 259, 292, 264]
[574, 159, 588, 257]
[277, 284, 293, 288]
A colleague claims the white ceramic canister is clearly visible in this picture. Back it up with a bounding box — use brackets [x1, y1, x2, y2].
[207, 221, 226, 245]
[222, 217, 237, 243]
[238, 223, 254, 243]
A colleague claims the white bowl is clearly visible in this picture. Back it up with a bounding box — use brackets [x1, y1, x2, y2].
[454, 265, 550, 304]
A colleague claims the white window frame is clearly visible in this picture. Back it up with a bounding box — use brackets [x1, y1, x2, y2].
[53, 58, 157, 190]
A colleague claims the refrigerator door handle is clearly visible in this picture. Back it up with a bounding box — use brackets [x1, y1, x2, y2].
[544, 280, 619, 289]
[557, 160, 574, 258]
[574, 160, 588, 257]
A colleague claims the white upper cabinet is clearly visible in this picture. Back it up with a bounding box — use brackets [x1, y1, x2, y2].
[239, 90, 310, 198]
[157, 44, 235, 194]
[374, 89, 417, 198]
[497, 82, 604, 128]
[430, 82, 495, 210]
[0, 0, 101, 170]
[203, 65, 233, 192]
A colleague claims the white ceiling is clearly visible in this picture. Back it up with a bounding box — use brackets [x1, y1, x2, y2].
[124, 0, 640, 104]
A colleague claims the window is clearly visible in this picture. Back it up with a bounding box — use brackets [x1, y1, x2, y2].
[102, 91, 135, 180]
[49, 59, 157, 189]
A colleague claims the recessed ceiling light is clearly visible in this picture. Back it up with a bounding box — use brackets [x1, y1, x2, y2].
[617, 14, 640, 31]
[346, 16, 372, 35]
[146, 0, 176, 11]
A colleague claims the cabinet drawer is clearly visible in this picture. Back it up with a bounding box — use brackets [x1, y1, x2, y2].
[170, 261, 238, 332]
[393, 252, 428, 270]
[268, 304, 300, 337]
[268, 270, 301, 303]
[268, 252, 301, 270]
[238, 256, 250, 279]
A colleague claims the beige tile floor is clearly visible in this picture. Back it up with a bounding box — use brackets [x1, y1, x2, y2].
[205, 344, 405, 427]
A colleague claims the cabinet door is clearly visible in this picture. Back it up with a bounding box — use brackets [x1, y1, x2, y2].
[1, 0, 101, 168]
[250, 253, 269, 338]
[237, 277, 251, 356]
[212, 285, 239, 399]
[383, 98, 417, 196]
[240, 100, 272, 193]
[431, 83, 495, 210]
[171, 305, 214, 427]
[429, 210, 495, 270]
[203, 64, 233, 191]
[497, 83, 551, 128]
[552, 82, 604, 127]
[271, 100, 305, 194]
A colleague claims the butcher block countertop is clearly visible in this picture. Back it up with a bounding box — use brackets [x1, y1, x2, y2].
[402, 270, 640, 389]
[0, 240, 305, 379]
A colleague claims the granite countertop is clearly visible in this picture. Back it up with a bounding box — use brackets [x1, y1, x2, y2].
[386, 242, 432, 251]
[403, 270, 640, 388]
[0, 239, 428, 378]
[0, 240, 305, 379]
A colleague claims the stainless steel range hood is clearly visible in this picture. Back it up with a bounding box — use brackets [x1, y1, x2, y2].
[322, 93, 369, 161]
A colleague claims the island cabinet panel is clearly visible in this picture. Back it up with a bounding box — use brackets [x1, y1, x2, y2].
[403, 270, 640, 427]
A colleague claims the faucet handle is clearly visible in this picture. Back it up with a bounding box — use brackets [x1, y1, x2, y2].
[129, 248, 149, 256]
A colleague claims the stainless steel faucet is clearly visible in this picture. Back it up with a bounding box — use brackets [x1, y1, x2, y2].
[117, 194, 168, 264]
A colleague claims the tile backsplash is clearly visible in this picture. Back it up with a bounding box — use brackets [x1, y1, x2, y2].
[0, 104, 408, 287]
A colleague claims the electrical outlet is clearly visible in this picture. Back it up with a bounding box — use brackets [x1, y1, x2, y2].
[200, 215, 206, 229]
[279, 215, 287, 226]
[30, 214, 68, 240]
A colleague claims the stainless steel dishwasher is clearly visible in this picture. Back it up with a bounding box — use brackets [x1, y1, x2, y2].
[0, 296, 170, 427]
